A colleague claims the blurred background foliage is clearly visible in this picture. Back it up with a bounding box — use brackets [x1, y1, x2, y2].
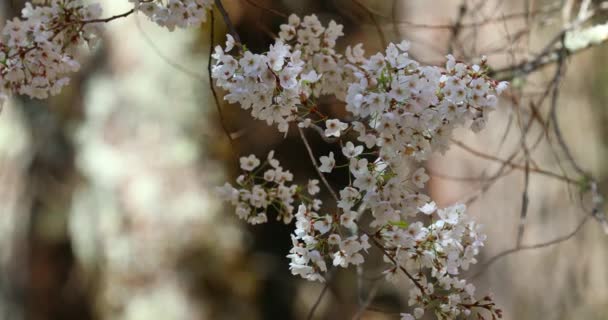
[0, 0, 607, 319]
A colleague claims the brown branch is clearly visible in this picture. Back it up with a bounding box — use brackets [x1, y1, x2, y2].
[427, 168, 502, 183]
[241, 0, 287, 18]
[362, 4, 560, 30]
[80, 9, 135, 24]
[472, 214, 590, 279]
[448, 1, 467, 54]
[516, 156, 530, 247]
[459, 99, 539, 206]
[548, 36, 588, 177]
[301, 121, 339, 144]
[298, 127, 340, 203]
[513, 36, 532, 249]
[351, 0, 387, 49]
[368, 235, 427, 295]
[491, 10, 606, 81]
[208, 8, 235, 148]
[214, 0, 242, 46]
[451, 139, 577, 184]
[351, 278, 382, 320]
[306, 282, 331, 320]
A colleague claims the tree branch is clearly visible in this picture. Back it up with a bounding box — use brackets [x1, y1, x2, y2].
[214, 0, 242, 46]
[472, 214, 590, 279]
[298, 127, 340, 203]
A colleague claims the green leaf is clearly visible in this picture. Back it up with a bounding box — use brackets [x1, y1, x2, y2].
[388, 220, 409, 228]
[578, 175, 591, 192]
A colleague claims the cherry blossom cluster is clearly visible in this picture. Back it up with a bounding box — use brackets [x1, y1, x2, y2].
[220, 145, 502, 317]
[345, 44, 509, 161]
[0, 0, 103, 106]
[288, 192, 376, 282]
[128, 0, 213, 31]
[211, 14, 355, 133]
[0, 0, 217, 109]
[277, 14, 354, 100]
[0, 3, 508, 317]
[214, 14, 506, 319]
[216, 151, 321, 225]
[389, 204, 501, 319]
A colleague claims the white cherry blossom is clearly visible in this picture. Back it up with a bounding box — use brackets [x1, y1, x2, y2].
[307, 179, 320, 195]
[342, 141, 364, 158]
[239, 154, 260, 171]
[325, 119, 348, 137]
[400, 313, 414, 320]
[319, 152, 336, 173]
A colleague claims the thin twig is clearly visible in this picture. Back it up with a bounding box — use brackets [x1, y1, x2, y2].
[298, 127, 340, 202]
[511, 18, 531, 248]
[491, 10, 604, 80]
[303, 122, 339, 144]
[472, 214, 590, 279]
[448, 1, 467, 54]
[548, 36, 588, 177]
[363, 4, 561, 30]
[214, 0, 242, 46]
[241, 0, 287, 18]
[306, 282, 331, 320]
[451, 139, 577, 184]
[391, 0, 401, 41]
[80, 9, 135, 24]
[208, 9, 235, 147]
[458, 105, 537, 206]
[537, 36, 577, 203]
[352, 278, 382, 320]
[351, 0, 387, 49]
[516, 158, 530, 247]
[368, 235, 427, 295]
[135, 14, 205, 81]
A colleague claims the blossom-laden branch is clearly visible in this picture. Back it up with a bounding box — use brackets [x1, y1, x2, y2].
[0, 0, 214, 108]
[1, 1, 515, 318]
[0, 1, 104, 104]
[213, 13, 507, 319]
